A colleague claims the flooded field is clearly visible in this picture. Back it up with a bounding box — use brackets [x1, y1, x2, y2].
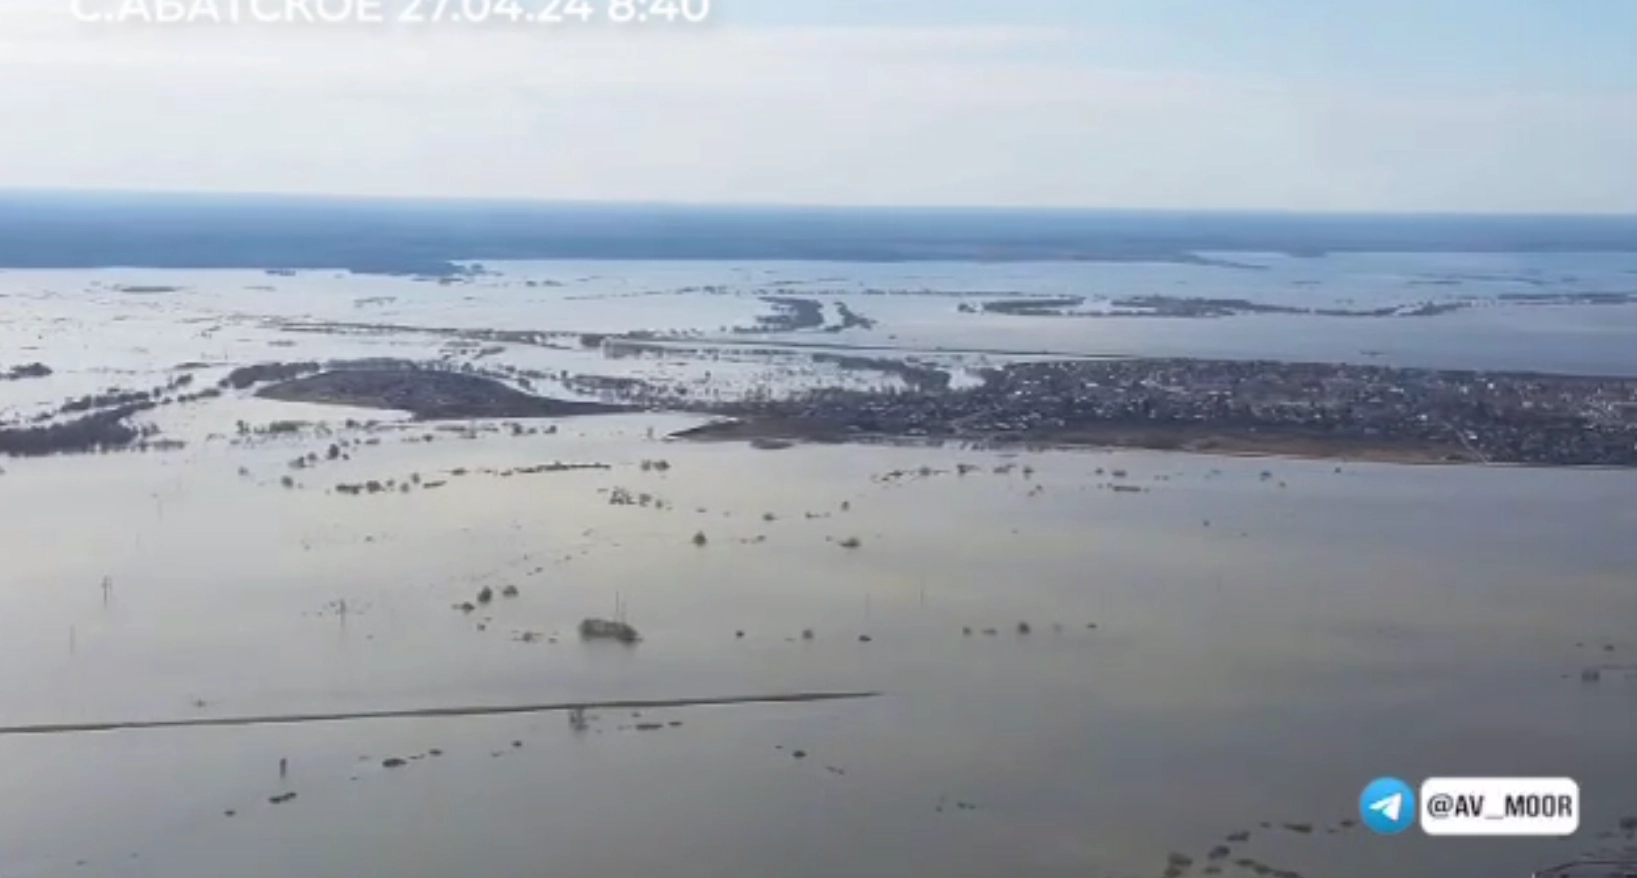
[2, 418, 1636, 878]
[3, 259, 1637, 878]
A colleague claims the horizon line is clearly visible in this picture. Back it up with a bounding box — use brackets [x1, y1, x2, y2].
[5, 186, 1637, 221]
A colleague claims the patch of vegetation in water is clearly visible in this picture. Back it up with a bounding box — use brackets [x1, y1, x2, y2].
[2, 362, 51, 381]
[257, 367, 635, 420]
[0, 404, 154, 457]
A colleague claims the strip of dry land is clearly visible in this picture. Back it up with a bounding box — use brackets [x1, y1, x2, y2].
[0, 691, 880, 737]
[673, 418, 1478, 465]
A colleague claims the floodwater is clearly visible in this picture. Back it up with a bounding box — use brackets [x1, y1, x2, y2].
[3, 258, 1637, 878]
[2, 415, 1635, 878]
[6, 252, 1637, 401]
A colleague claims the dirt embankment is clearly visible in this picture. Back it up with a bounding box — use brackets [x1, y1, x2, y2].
[0, 691, 880, 737]
[258, 368, 635, 420]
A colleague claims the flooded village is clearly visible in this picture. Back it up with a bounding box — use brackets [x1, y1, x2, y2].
[6, 0, 1637, 866]
[4, 262, 1637, 878]
[7, 351, 1637, 467]
[685, 356, 1637, 466]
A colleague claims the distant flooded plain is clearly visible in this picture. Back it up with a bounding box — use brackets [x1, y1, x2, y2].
[3, 258, 1637, 878]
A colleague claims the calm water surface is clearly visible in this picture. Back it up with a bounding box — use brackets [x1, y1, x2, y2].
[4, 255, 1636, 877]
[2, 413, 1634, 878]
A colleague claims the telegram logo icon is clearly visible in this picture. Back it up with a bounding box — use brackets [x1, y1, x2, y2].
[1360, 777, 1416, 835]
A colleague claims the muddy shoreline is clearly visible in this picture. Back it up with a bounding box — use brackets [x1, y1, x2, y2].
[671, 417, 1482, 465]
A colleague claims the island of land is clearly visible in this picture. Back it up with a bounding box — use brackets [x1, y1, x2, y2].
[255, 369, 632, 420]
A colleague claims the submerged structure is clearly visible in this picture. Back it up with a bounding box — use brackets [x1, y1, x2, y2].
[579, 618, 641, 644]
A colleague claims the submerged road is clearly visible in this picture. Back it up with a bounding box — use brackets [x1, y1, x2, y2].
[0, 691, 881, 737]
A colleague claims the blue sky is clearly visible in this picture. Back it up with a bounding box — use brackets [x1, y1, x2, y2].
[733, 0, 1637, 92]
[0, 0, 1633, 212]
